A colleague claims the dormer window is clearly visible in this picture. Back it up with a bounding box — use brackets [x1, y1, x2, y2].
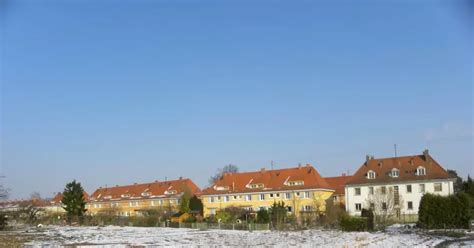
[215, 186, 229, 191]
[103, 195, 112, 200]
[416, 166, 426, 176]
[249, 183, 264, 189]
[287, 181, 304, 186]
[141, 192, 152, 197]
[165, 190, 177, 195]
[121, 194, 131, 198]
[367, 170, 376, 179]
[391, 168, 400, 178]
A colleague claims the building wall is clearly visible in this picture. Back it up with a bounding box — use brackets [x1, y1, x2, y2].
[345, 179, 454, 216]
[87, 198, 180, 216]
[200, 189, 333, 218]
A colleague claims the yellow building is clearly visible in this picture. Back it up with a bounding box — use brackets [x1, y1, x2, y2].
[88, 178, 200, 217]
[200, 164, 334, 218]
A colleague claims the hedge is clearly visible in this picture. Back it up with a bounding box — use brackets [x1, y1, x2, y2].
[418, 193, 471, 229]
[340, 215, 368, 231]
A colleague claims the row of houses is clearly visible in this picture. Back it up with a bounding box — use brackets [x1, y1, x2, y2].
[1, 150, 456, 220]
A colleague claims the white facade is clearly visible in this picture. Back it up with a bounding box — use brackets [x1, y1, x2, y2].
[345, 179, 454, 216]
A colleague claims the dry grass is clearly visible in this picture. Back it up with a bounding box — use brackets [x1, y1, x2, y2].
[0, 234, 25, 248]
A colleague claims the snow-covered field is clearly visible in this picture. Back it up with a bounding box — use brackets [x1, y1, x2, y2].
[15, 224, 469, 248]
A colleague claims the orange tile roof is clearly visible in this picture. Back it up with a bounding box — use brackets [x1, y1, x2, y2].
[50, 191, 90, 205]
[324, 175, 353, 195]
[202, 164, 333, 195]
[90, 178, 200, 202]
[346, 151, 454, 185]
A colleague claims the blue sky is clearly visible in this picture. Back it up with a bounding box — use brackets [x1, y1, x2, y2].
[1, 0, 472, 199]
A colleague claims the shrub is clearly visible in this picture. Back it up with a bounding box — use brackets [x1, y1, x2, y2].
[418, 193, 471, 229]
[340, 215, 368, 232]
[361, 208, 374, 231]
[256, 209, 269, 224]
[0, 214, 6, 230]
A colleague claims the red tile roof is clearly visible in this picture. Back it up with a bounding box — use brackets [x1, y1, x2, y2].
[324, 175, 353, 195]
[90, 178, 200, 202]
[50, 191, 90, 205]
[346, 150, 454, 185]
[202, 164, 333, 195]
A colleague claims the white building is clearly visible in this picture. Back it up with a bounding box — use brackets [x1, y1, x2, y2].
[345, 150, 455, 219]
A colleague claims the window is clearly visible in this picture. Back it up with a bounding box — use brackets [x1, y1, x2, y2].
[152, 200, 163, 206]
[259, 194, 265, 201]
[382, 202, 387, 210]
[367, 170, 376, 179]
[246, 195, 252, 201]
[369, 187, 374, 195]
[302, 205, 312, 211]
[288, 181, 304, 186]
[419, 184, 425, 193]
[129, 201, 139, 207]
[269, 193, 274, 198]
[296, 192, 301, 197]
[304, 192, 310, 198]
[276, 193, 280, 198]
[434, 183, 442, 192]
[287, 206, 292, 212]
[285, 193, 291, 199]
[406, 185, 412, 193]
[407, 201, 413, 210]
[164, 190, 177, 195]
[209, 208, 216, 215]
[250, 184, 264, 189]
[224, 196, 230, 202]
[416, 166, 426, 176]
[233, 195, 238, 200]
[332, 195, 337, 201]
[381, 186, 387, 194]
[209, 197, 215, 203]
[355, 203, 362, 211]
[354, 188, 361, 196]
[391, 168, 400, 177]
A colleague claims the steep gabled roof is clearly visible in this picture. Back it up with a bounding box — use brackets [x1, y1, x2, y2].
[346, 150, 454, 185]
[325, 175, 353, 195]
[201, 164, 333, 195]
[89, 178, 200, 202]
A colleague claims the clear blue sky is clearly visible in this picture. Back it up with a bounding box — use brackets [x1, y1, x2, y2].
[1, 0, 472, 199]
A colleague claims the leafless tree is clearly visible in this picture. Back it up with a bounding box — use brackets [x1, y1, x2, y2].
[365, 186, 403, 229]
[208, 164, 239, 185]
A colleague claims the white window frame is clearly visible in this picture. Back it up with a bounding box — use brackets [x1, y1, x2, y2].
[285, 192, 291, 199]
[391, 168, 400, 178]
[434, 183, 442, 192]
[246, 195, 252, 201]
[406, 184, 412, 193]
[419, 184, 425, 193]
[416, 166, 426, 176]
[367, 170, 376, 179]
[259, 194, 265, 201]
[355, 203, 362, 211]
[354, 188, 361, 196]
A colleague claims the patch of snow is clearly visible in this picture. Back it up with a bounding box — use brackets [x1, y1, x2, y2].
[23, 225, 449, 248]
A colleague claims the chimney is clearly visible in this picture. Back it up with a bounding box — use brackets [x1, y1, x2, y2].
[260, 168, 266, 172]
[298, 163, 302, 169]
[423, 149, 430, 162]
[179, 176, 183, 180]
[306, 163, 311, 167]
[342, 173, 346, 176]
[366, 155, 372, 164]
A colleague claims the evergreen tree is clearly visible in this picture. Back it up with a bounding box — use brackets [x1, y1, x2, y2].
[269, 201, 287, 228]
[179, 194, 190, 213]
[62, 180, 87, 223]
[189, 195, 203, 215]
[256, 208, 269, 224]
